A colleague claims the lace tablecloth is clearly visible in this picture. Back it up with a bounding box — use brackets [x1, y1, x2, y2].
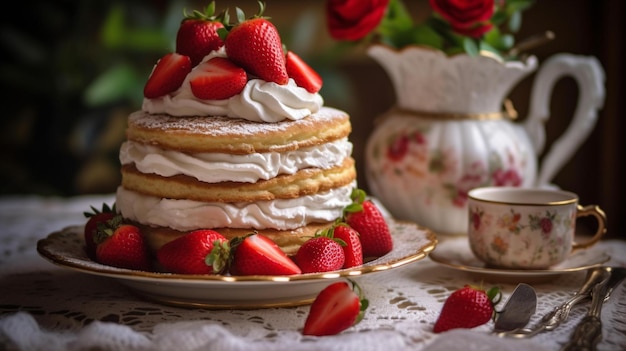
[1, 194, 625, 351]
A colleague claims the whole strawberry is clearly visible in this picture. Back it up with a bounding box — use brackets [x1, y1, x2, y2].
[344, 189, 393, 258]
[224, 3, 289, 84]
[94, 217, 151, 271]
[156, 229, 229, 275]
[302, 280, 368, 336]
[295, 234, 345, 274]
[332, 223, 363, 269]
[176, 2, 226, 66]
[230, 234, 301, 276]
[433, 285, 500, 333]
[83, 203, 116, 258]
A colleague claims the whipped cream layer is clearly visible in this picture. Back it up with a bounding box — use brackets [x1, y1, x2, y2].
[120, 138, 353, 183]
[115, 183, 356, 231]
[142, 48, 323, 122]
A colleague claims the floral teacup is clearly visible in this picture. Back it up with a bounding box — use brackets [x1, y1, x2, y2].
[467, 187, 607, 269]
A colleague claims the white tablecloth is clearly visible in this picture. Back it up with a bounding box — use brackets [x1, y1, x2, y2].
[1, 194, 625, 351]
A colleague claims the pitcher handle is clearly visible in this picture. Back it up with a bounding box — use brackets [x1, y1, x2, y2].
[523, 54, 605, 187]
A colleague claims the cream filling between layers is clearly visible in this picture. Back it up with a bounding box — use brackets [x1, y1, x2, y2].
[115, 182, 356, 231]
[120, 138, 353, 183]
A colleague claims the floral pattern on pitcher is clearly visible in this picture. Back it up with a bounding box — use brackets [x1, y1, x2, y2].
[373, 128, 524, 209]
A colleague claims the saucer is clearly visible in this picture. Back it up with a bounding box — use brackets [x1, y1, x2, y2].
[429, 237, 610, 283]
[37, 220, 437, 309]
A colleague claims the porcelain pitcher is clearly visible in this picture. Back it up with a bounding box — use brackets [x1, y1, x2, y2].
[364, 45, 605, 235]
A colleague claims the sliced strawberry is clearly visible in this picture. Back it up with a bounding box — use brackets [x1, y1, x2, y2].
[156, 229, 229, 275]
[332, 224, 363, 269]
[83, 203, 116, 259]
[176, 3, 225, 66]
[230, 234, 302, 276]
[286, 51, 323, 93]
[302, 280, 368, 336]
[143, 53, 192, 98]
[95, 217, 151, 271]
[224, 3, 288, 85]
[295, 235, 345, 273]
[189, 57, 247, 100]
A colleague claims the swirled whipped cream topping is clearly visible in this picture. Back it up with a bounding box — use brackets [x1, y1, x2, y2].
[116, 183, 356, 231]
[120, 138, 353, 183]
[142, 48, 323, 122]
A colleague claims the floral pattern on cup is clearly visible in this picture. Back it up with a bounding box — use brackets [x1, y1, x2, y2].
[468, 205, 576, 269]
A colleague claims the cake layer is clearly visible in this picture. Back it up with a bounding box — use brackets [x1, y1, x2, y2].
[139, 222, 335, 257]
[126, 107, 351, 154]
[115, 182, 356, 232]
[121, 157, 356, 202]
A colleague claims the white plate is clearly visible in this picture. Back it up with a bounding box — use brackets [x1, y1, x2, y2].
[429, 236, 610, 283]
[37, 220, 437, 309]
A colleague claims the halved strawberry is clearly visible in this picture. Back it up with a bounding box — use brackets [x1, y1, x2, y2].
[332, 223, 363, 269]
[156, 229, 229, 275]
[223, 3, 289, 85]
[189, 57, 247, 100]
[230, 234, 302, 276]
[83, 203, 116, 259]
[94, 217, 151, 271]
[286, 51, 322, 93]
[176, 2, 226, 66]
[302, 280, 368, 336]
[143, 53, 192, 98]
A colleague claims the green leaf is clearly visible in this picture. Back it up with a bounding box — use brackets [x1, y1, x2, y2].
[462, 38, 479, 56]
[84, 64, 140, 106]
[412, 24, 443, 50]
[508, 11, 522, 33]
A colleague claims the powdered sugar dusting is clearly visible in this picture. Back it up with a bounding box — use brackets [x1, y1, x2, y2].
[130, 107, 347, 137]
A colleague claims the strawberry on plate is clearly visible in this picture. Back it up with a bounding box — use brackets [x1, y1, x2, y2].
[286, 51, 323, 93]
[83, 202, 116, 258]
[433, 285, 501, 333]
[295, 234, 345, 274]
[156, 229, 229, 275]
[189, 57, 247, 100]
[302, 280, 368, 336]
[176, 2, 225, 66]
[143, 52, 192, 98]
[230, 234, 302, 276]
[344, 189, 393, 258]
[224, 3, 289, 85]
[94, 216, 151, 271]
[330, 223, 363, 269]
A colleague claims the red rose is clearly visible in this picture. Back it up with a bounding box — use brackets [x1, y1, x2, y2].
[429, 0, 495, 38]
[326, 0, 389, 41]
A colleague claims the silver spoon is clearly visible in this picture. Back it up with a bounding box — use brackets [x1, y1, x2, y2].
[498, 266, 610, 339]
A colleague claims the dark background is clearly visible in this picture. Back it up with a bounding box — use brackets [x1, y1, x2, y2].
[1, 0, 623, 239]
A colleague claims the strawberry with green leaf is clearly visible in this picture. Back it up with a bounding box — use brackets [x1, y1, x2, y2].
[156, 229, 230, 275]
[344, 189, 393, 258]
[94, 217, 151, 271]
[295, 231, 345, 273]
[83, 203, 116, 258]
[330, 223, 362, 269]
[433, 285, 501, 333]
[223, 2, 289, 85]
[302, 280, 368, 336]
[176, 1, 226, 67]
